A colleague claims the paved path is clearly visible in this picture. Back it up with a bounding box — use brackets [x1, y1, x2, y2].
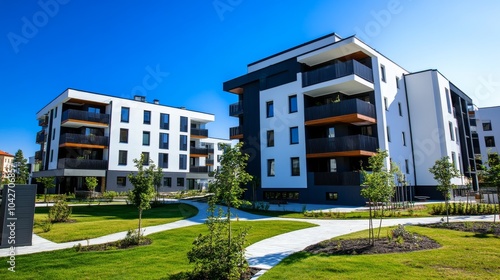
[0, 200, 496, 279]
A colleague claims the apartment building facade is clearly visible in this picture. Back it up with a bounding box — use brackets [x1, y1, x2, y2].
[471, 106, 500, 166]
[224, 33, 478, 205]
[33, 89, 229, 194]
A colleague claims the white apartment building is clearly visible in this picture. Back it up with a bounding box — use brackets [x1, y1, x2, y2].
[33, 88, 230, 193]
[0, 150, 14, 181]
[224, 33, 478, 205]
[472, 106, 500, 165]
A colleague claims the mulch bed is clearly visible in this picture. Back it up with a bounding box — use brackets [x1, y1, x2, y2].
[74, 237, 152, 252]
[421, 221, 500, 236]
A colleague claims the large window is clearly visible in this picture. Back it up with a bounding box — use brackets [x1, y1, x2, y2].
[485, 136, 496, 147]
[449, 122, 454, 141]
[143, 110, 151, 124]
[290, 127, 299, 144]
[380, 65, 386, 82]
[142, 152, 149, 166]
[180, 116, 188, 132]
[264, 191, 299, 200]
[163, 177, 172, 187]
[180, 135, 187, 151]
[158, 153, 168, 168]
[118, 150, 127, 165]
[483, 121, 492, 131]
[289, 95, 297, 113]
[121, 107, 130, 123]
[445, 88, 452, 114]
[117, 177, 126, 187]
[120, 128, 128, 143]
[291, 157, 300, 176]
[266, 101, 274, 118]
[160, 113, 169, 130]
[267, 159, 275, 177]
[179, 154, 187, 170]
[159, 133, 169, 149]
[143, 131, 150, 146]
[405, 159, 410, 174]
[267, 130, 274, 147]
[177, 178, 184, 187]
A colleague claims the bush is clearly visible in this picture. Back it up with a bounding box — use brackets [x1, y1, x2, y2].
[41, 219, 52, 232]
[430, 202, 498, 216]
[102, 191, 118, 202]
[48, 195, 72, 223]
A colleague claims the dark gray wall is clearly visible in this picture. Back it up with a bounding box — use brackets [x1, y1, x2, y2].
[0, 185, 36, 248]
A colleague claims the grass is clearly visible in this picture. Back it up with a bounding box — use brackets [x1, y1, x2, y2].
[33, 203, 198, 243]
[261, 225, 500, 279]
[0, 220, 316, 279]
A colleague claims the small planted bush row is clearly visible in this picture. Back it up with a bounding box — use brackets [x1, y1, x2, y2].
[429, 202, 498, 216]
[303, 210, 348, 219]
[73, 229, 151, 252]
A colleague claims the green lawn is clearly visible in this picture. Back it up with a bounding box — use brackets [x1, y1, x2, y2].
[0, 220, 316, 279]
[261, 225, 500, 279]
[33, 203, 198, 242]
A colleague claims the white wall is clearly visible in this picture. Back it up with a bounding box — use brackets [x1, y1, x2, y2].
[476, 106, 500, 163]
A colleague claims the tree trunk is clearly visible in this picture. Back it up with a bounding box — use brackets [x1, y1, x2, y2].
[368, 202, 373, 246]
[138, 208, 143, 242]
[445, 193, 449, 223]
[496, 187, 499, 223]
[378, 204, 384, 239]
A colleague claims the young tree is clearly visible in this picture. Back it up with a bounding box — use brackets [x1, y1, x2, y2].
[482, 153, 500, 222]
[85, 176, 98, 205]
[127, 154, 157, 239]
[13, 149, 29, 184]
[360, 149, 396, 245]
[36, 176, 55, 206]
[429, 156, 460, 223]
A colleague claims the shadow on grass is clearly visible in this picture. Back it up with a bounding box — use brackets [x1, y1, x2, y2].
[162, 271, 191, 280]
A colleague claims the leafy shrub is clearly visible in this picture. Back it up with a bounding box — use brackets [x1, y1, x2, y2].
[41, 219, 52, 232]
[102, 191, 118, 201]
[430, 202, 498, 216]
[48, 195, 72, 223]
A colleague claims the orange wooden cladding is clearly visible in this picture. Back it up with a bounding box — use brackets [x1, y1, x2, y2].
[305, 113, 376, 126]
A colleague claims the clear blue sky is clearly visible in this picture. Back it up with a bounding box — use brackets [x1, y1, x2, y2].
[1, 0, 499, 158]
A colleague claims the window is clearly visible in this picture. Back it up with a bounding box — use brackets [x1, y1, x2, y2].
[402, 132, 406, 146]
[395, 76, 400, 89]
[158, 153, 168, 168]
[117, 177, 126, 187]
[267, 159, 275, 176]
[266, 101, 274, 118]
[387, 126, 391, 142]
[120, 129, 128, 143]
[483, 121, 492, 131]
[326, 192, 338, 201]
[289, 95, 297, 113]
[451, 152, 457, 169]
[142, 152, 150, 166]
[50, 150, 53, 162]
[52, 128, 56, 140]
[449, 122, 454, 141]
[160, 113, 170, 129]
[179, 154, 187, 170]
[143, 110, 151, 124]
[328, 127, 335, 138]
[143, 131, 150, 146]
[54, 107, 58, 118]
[217, 155, 222, 162]
[163, 177, 172, 187]
[264, 191, 299, 200]
[180, 116, 188, 132]
[88, 107, 100, 114]
[384, 97, 388, 111]
[290, 127, 299, 144]
[159, 133, 169, 149]
[380, 65, 386, 82]
[405, 159, 409, 174]
[291, 157, 300, 176]
[485, 136, 496, 147]
[445, 88, 452, 114]
[458, 154, 463, 174]
[455, 127, 459, 143]
[118, 150, 127, 165]
[177, 177, 184, 187]
[121, 107, 130, 123]
[330, 159, 337, 172]
[180, 135, 188, 151]
[267, 130, 274, 147]
[398, 102, 402, 116]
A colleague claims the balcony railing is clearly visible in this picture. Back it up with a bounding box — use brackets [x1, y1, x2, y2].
[58, 158, 108, 170]
[36, 130, 46, 144]
[59, 133, 109, 147]
[312, 172, 364, 186]
[38, 116, 48, 127]
[206, 159, 214, 165]
[302, 59, 374, 87]
[191, 128, 208, 138]
[62, 109, 110, 125]
[34, 151, 43, 160]
[305, 98, 376, 122]
[190, 147, 209, 155]
[306, 135, 378, 154]
[229, 101, 243, 117]
[190, 166, 209, 173]
[230, 126, 243, 138]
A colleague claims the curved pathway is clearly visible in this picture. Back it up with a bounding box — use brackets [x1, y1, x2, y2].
[0, 200, 496, 279]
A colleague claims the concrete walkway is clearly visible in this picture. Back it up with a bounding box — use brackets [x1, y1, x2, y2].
[0, 200, 496, 279]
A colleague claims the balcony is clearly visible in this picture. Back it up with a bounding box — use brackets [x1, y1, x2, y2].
[38, 116, 48, 127]
[230, 126, 243, 139]
[206, 159, 214, 165]
[312, 172, 364, 186]
[306, 135, 378, 158]
[190, 128, 208, 138]
[190, 147, 209, 157]
[229, 101, 243, 117]
[302, 60, 374, 97]
[58, 158, 108, 170]
[61, 109, 110, 128]
[34, 151, 43, 161]
[36, 130, 47, 144]
[59, 133, 109, 149]
[305, 99, 376, 126]
[190, 166, 209, 173]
